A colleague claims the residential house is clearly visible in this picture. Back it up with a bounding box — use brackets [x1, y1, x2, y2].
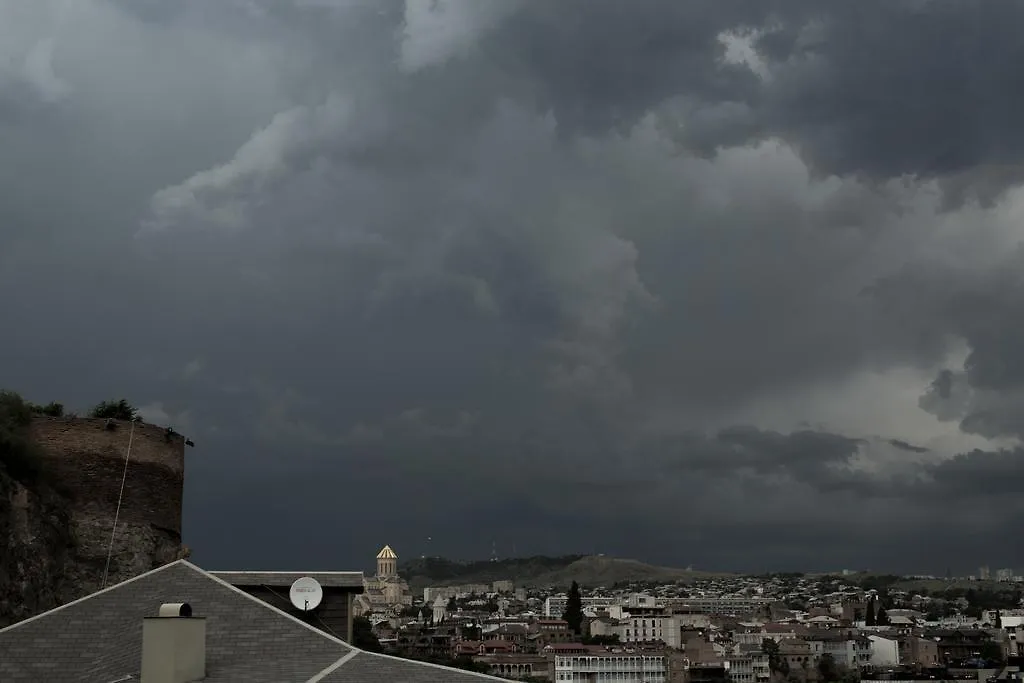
[475, 653, 549, 680]
[778, 638, 815, 678]
[594, 613, 683, 649]
[867, 634, 900, 667]
[726, 645, 770, 683]
[548, 643, 668, 682]
[210, 570, 364, 643]
[804, 631, 872, 668]
[925, 628, 995, 664]
[687, 662, 730, 683]
[898, 635, 940, 667]
[684, 636, 722, 664]
[529, 618, 576, 649]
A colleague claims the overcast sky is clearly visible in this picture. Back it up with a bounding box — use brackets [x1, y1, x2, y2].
[2, 0, 1023, 575]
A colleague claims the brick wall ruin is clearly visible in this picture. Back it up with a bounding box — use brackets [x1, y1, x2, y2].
[29, 417, 187, 597]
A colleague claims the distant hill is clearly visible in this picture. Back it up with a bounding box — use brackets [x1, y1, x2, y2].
[399, 555, 585, 591]
[399, 554, 733, 591]
[529, 556, 733, 588]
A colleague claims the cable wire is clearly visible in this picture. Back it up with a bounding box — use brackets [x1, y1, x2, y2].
[101, 419, 136, 589]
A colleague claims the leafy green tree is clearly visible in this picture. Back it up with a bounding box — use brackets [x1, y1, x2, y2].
[817, 653, 840, 683]
[762, 638, 785, 675]
[0, 390, 43, 484]
[875, 605, 889, 626]
[352, 616, 382, 652]
[89, 399, 138, 421]
[0, 390, 33, 426]
[564, 581, 584, 635]
[450, 656, 492, 674]
[29, 401, 64, 417]
[979, 640, 1004, 665]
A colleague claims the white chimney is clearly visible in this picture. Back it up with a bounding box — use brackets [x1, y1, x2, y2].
[141, 602, 207, 683]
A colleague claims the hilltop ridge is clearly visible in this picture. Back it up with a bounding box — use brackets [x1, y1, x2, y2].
[399, 553, 734, 591]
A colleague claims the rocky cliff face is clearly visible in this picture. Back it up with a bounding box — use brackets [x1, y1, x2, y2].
[0, 469, 76, 626]
[0, 416, 187, 628]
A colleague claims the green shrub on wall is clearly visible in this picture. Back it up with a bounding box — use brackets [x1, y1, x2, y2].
[87, 399, 138, 421]
[0, 390, 44, 484]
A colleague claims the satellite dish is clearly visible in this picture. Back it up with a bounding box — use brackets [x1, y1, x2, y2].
[289, 577, 323, 612]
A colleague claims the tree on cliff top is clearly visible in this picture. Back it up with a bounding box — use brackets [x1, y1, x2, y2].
[88, 399, 138, 421]
[0, 391, 44, 484]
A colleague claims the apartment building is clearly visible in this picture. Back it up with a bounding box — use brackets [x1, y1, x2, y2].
[548, 644, 668, 682]
[867, 634, 900, 666]
[476, 653, 549, 680]
[898, 635, 940, 666]
[624, 614, 682, 649]
[590, 613, 683, 649]
[424, 584, 492, 602]
[726, 647, 770, 683]
[804, 632, 872, 668]
[663, 597, 769, 616]
[545, 596, 618, 618]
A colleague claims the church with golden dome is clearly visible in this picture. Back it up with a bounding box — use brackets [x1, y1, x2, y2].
[353, 544, 414, 616]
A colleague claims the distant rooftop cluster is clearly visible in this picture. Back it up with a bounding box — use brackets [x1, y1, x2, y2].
[356, 565, 1024, 682]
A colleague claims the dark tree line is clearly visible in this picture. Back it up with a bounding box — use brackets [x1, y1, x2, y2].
[865, 596, 889, 626]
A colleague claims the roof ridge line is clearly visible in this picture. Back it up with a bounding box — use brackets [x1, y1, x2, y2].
[307, 647, 361, 683]
[358, 650, 509, 680]
[0, 559, 187, 635]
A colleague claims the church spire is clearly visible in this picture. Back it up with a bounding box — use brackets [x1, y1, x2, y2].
[376, 544, 398, 577]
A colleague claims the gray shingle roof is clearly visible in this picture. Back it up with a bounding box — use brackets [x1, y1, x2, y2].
[210, 570, 365, 590]
[0, 560, 505, 682]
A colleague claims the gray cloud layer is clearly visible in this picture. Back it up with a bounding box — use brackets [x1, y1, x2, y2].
[2, 0, 1024, 573]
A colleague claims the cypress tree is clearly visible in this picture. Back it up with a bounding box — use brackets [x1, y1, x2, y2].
[564, 580, 584, 635]
[866, 598, 876, 626]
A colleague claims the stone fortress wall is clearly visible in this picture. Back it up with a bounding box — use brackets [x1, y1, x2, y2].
[28, 416, 188, 594]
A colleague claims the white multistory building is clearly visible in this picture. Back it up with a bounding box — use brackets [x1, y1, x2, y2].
[867, 634, 900, 667]
[544, 596, 617, 618]
[552, 651, 667, 682]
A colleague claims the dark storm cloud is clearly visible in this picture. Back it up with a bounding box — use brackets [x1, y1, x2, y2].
[888, 439, 929, 454]
[663, 427, 864, 483]
[2, 0, 1024, 573]
[924, 448, 1024, 497]
[756, 2, 1024, 181]
[478, 0, 768, 139]
[460, 0, 1024, 197]
[874, 254, 1024, 441]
